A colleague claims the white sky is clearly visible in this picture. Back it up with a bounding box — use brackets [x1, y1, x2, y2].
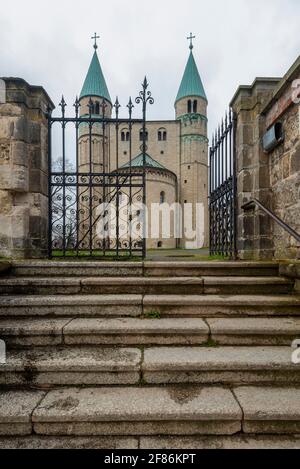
[1, 0, 300, 136]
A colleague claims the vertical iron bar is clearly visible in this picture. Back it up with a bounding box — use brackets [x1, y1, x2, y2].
[74, 98, 80, 257]
[88, 99, 93, 257]
[127, 97, 134, 257]
[47, 108, 53, 259]
[61, 102, 66, 257]
[232, 111, 238, 260]
[114, 98, 120, 257]
[102, 101, 107, 256]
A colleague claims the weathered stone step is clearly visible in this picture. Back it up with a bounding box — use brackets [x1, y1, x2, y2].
[142, 346, 300, 385]
[0, 347, 141, 386]
[0, 277, 204, 295]
[10, 260, 279, 278]
[2, 317, 300, 348]
[10, 261, 144, 278]
[1, 387, 299, 441]
[2, 346, 300, 387]
[144, 295, 300, 317]
[202, 277, 294, 295]
[1, 294, 300, 318]
[30, 387, 243, 436]
[0, 295, 142, 317]
[234, 386, 300, 434]
[140, 435, 300, 449]
[0, 276, 293, 295]
[144, 262, 279, 277]
[0, 318, 209, 347]
[1, 434, 300, 449]
[207, 317, 300, 345]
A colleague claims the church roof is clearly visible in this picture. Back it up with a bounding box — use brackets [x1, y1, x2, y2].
[80, 51, 111, 103]
[175, 51, 207, 103]
[121, 153, 167, 170]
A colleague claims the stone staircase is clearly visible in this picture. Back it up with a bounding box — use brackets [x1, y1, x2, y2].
[0, 260, 300, 449]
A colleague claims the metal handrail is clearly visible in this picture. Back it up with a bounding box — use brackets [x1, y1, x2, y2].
[242, 198, 300, 243]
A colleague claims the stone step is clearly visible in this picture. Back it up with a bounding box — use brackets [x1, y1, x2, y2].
[1, 294, 300, 318]
[1, 317, 300, 348]
[0, 276, 293, 295]
[234, 386, 300, 434]
[142, 346, 300, 385]
[1, 434, 300, 449]
[0, 347, 141, 386]
[0, 295, 143, 317]
[10, 261, 144, 278]
[0, 318, 210, 347]
[207, 317, 300, 345]
[1, 346, 300, 387]
[10, 260, 279, 278]
[6, 387, 242, 436]
[140, 435, 300, 450]
[202, 277, 294, 295]
[1, 387, 300, 441]
[144, 294, 300, 317]
[0, 277, 204, 296]
[144, 261, 279, 277]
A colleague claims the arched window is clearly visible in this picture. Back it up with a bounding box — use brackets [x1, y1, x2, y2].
[121, 129, 130, 142]
[160, 191, 166, 204]
[193, 100, 198, 113]
[187, 99, 192, 113]
[95, 101, 100, 115]
[157, 241, 163, 248]
[140, 129, 148, 141]
[158, 128, 167, 141]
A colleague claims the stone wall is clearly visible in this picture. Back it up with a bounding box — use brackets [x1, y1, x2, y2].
[263, 60, 300, 259]
[0, 78, 54, 258]
[231, 56, 300, 260]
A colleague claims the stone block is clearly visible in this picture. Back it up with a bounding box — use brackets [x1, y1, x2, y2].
[0, 390, 45, 436]
[32, 386, 242, 436]
[290, 146, 300, 174]
[234, 387, 300, 434]
[11, 141, 27, 166]
[0, 117, 14, 139]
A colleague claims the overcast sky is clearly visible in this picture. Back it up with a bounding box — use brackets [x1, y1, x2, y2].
[1, 0, 300, 136]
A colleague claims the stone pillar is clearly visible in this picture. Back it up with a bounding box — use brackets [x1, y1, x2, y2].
[231, 79, 280, 260]
[0, 78, 54, 258]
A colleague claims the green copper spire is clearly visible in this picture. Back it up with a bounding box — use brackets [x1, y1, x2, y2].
[80, 37, 111, 103]
[175, 35, 207, 104]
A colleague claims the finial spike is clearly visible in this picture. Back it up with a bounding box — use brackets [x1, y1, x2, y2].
[91, 32, 100, 50]
[187, 32, 196, 50]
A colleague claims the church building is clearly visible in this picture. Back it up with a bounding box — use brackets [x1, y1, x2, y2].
[78, 35, 209, 249]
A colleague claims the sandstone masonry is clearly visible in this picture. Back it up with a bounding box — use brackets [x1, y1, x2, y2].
[0, 78, 54, 258]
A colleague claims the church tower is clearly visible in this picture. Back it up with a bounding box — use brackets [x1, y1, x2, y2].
[78, 34, 112, 174]
[175, 34, 209, 248]
[77, 35, 112, 249]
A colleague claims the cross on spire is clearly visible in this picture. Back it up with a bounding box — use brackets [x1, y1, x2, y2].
[91, 32, 100, 50]
[187, 32, 196, 50]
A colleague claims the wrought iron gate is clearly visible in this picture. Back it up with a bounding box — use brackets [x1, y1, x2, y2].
[47, 78, 154, 258]
[209, 109, 237, 258]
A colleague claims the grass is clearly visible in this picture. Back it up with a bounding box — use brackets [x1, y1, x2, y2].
[52, 250, 142, 261]
[144, 310, 162, 320]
